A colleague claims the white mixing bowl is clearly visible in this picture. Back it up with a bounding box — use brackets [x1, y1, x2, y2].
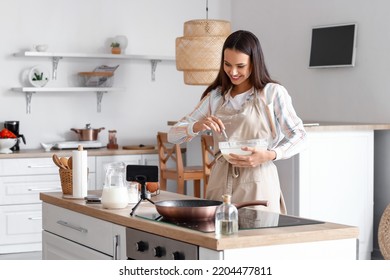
[0, 138, 17, 154]
[219, 139, 268, 163]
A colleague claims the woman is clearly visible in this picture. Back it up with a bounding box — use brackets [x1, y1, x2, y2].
[168, 30, 306, 214]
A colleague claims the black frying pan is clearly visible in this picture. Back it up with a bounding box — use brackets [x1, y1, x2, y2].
[154, 199, 268, 222]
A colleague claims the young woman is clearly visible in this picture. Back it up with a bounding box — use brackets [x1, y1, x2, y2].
[168, 30, 307, 213]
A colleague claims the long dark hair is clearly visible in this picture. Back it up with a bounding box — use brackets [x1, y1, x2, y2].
[201, 30, 277, 99]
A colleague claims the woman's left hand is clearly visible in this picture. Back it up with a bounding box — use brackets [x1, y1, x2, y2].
[228, 147, 276, 167]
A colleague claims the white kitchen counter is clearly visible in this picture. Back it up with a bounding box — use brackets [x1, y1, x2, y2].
[0, 146, 157, 159]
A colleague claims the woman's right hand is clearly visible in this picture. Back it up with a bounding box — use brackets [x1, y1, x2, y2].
[193, 115, 225, 134]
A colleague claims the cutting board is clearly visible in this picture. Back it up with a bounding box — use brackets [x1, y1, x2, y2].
[122, 145, 155, 150]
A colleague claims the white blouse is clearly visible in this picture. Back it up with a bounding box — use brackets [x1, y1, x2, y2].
[168, 83, 307, 161]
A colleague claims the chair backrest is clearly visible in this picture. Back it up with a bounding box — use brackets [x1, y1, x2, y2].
[201, 134, 215, 192]
[157, 131, 204, 196]
[156, 131, 184, 174]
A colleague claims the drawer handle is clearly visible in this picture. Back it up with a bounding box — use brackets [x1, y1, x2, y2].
[57, 220, 88, 233]
[113, 235, 119, 260]
[28, 187, 62, 192]
[28, 216, 42, 220]
[28, 164, 55, 168]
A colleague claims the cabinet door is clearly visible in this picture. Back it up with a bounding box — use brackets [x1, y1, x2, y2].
[0, 204, 42, 253]
[42, 231, 111, 260]
[43, 203, 125, 257]
[0, 158, 58, 176]
[298, 131, 373, 260]
[95, 155, 142, 189]
[142, 154, 159, 166]
[0, 174, 61, 205]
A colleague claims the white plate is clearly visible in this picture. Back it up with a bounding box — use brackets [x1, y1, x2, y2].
[29, 65, 50, 87]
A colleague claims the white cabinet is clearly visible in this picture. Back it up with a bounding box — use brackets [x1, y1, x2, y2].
[0, 157, 95, 254]
[0, 152, 156, 255]
[42, 231, 112, 260]
[0, 204, 42, 253]
[275, 130, 374, 260]
[95, 154, 158, 189]
[42, 203, 126, 260]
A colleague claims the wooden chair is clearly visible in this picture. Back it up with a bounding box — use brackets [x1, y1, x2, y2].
[156, 132, 204, 197]
[201, 134, 216, 195]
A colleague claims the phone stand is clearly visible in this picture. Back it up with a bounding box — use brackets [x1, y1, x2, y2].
[126, 165, 159, 216]
[130, 175, 155, 216]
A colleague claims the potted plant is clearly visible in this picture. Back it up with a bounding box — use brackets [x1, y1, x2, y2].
[111, 42, 121, 54]
[30, 68, 49, 87]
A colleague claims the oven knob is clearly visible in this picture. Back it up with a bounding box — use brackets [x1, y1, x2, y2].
[153, 246, 165, 258]
[135, 241, 148, 252]
[171, 251, 184, 260]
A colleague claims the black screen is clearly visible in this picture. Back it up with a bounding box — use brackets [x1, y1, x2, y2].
[309, 23, 356, 67]
[126, 165, 159, 182]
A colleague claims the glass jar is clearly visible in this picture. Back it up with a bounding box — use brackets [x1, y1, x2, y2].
[215, 194, 238, 236]
[101, 162, 129, 209]
[127, 182, 139, 204]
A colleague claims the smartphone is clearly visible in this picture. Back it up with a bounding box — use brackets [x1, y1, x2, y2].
[126, 165, 158, 182]
[84, 195, 101, 204]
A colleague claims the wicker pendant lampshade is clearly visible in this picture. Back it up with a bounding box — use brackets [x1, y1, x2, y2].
[176, 19, 231, 85]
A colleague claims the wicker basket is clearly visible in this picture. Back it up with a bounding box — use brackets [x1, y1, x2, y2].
[379, 203, 390, 260]
[59, 168, 72, 195]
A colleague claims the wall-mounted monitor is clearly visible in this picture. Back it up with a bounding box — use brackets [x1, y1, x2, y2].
[309, 23, 357, 68]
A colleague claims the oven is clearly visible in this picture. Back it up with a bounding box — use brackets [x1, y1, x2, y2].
[126, 228, 199, 260]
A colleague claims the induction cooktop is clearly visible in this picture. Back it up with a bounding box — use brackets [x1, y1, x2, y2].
[53, 141, 105, 149]
[136, 208, 324, 233]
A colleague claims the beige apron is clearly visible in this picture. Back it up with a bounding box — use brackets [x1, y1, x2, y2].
[205, 89, 287, 214]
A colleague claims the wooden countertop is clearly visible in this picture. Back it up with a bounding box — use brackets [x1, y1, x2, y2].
[40, 191, 359, 251]
[0, 146, 157, 159]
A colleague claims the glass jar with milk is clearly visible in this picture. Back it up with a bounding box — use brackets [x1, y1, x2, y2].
[101, 162, 129, 209]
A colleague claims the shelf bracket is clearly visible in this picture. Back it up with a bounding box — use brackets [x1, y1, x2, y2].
[150, 59, 161, 82]
[96, 91, 106, 113]
[52, 56, 63, 80]
[25, 91, 34, 114]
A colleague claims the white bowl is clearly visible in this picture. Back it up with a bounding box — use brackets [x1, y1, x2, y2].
[40, 142, 54, 152]
[33, 44, 48, 52]
[219, 139, 268, 163]
[0, 138, 17, 154]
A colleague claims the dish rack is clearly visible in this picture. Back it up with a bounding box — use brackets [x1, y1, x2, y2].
[79, 64, 119, 87]
[79, 71, 114, 87]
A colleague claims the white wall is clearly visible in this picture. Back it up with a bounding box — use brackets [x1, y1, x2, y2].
[0, 0, 231, 148]
[232, 0, 390, 123]
[231, 0, 390, 258]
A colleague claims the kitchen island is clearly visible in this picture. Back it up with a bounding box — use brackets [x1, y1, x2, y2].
[40, 191, 358, 260]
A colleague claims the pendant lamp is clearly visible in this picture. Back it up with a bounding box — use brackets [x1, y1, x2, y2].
[175, 1, 231, 85]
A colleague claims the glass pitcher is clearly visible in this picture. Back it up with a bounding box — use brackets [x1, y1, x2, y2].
[101, 161, 129, 209]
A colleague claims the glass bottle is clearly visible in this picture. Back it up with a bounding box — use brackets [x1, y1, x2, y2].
[215, 194, 238, 236]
